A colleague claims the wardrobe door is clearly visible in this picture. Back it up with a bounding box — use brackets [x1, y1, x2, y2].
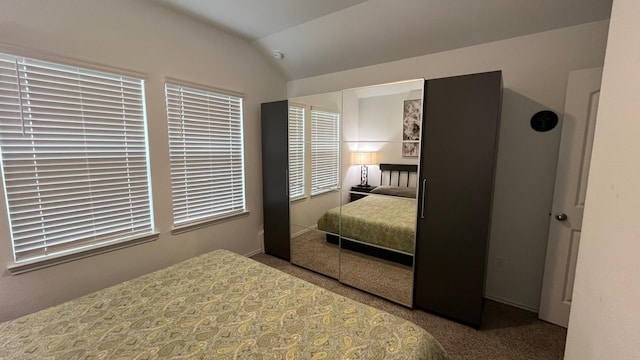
[261, 100, 290, 260]
[414, 71, 502, 328]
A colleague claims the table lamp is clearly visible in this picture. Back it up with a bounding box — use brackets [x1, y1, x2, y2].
[351, 151, 379, 186]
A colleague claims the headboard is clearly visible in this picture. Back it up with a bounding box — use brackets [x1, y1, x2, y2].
[379, 163, 418, 187]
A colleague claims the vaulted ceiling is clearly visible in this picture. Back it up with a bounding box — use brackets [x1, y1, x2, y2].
[152, 0, 612, 80]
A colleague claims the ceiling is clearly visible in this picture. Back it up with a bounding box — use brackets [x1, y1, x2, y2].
[153, 0, 612, 80]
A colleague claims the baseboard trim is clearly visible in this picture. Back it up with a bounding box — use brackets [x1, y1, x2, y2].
[484, 294, 539, 313]
[291, 225, 318, 238]
[244, 248, 263, 257]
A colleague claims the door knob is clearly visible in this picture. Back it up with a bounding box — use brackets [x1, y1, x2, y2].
[555, 213, 568, 221]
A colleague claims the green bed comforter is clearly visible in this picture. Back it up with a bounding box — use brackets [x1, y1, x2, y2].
[317, 195, 417, 254]
[0, 250, 447, 359]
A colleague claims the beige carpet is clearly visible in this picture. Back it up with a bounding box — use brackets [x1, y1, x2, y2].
[290, 230, 413, 306]
[290, 230, 339, 278]
[339, 249, 413, 306]
[251, 252, 567, 360]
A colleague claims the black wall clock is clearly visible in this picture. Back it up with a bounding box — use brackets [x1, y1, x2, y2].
[530, 110, 559, 132]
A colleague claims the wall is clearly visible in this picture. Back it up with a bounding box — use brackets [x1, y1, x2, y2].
[565, 1, 640, 358]
[0, 0, 286, 322]
[287, 20, 609, 310]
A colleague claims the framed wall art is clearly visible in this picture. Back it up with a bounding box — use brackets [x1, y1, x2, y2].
[402, 99, 421, 157]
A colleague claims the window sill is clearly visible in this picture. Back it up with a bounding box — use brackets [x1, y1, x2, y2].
[8, 232, 160, 275]
[171, 210, 250, 235]
[311, 188, 340, 198]
[290, 194, 307, 203]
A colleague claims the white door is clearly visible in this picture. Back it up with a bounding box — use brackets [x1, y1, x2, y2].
[539, 67, 603, 328]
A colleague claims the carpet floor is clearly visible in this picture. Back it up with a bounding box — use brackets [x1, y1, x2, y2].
[251, 252, 567, 360]
[291, 229, 413, 306]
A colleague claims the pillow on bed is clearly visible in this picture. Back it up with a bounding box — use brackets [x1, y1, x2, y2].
[370, 186, 417, 198]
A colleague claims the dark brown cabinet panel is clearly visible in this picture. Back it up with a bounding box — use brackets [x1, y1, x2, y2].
[261, 100, 290, 260]
[414, 71, 502, 328]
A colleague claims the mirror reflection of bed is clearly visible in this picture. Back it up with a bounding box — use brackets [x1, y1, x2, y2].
[323, 165, 417, 264]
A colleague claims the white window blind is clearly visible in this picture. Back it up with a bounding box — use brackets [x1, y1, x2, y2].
[165, 83, 246, 226]
[288, 105, 304, 199]
[310, 108, 340, 195]
[0, 53, 154, 264]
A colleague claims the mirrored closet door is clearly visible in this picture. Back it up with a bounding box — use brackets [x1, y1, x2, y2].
[262, 80, 425, 306]
[338, 80, 424, 306]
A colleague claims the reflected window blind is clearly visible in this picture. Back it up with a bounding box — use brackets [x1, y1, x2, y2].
[310, 108, 340, 195]
[0, 53, 154, 263]
[165, 83, 246, 226]
[288, 105, 304, 199]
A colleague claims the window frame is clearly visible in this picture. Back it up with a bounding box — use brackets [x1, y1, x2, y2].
[0, 50, 157, 273]
[288, 104, 306, 201]
[164, 79, 248, 233]
[310, 107, 341, 196]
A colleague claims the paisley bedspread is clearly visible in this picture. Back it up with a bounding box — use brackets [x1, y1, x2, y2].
[0, 249, 447, 359]
[317, 195, 417, 254]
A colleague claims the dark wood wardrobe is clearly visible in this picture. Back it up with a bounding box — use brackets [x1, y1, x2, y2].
[261, 71, 502, 328]
[413, 71, 502, 328]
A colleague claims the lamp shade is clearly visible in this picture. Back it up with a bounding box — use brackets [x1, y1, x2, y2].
[351, 151, 379, 165]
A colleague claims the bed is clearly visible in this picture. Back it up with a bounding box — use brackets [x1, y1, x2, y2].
[318, 163, 419, 265]
[0, 249, 447, 359]
[318, 195, 417, 254]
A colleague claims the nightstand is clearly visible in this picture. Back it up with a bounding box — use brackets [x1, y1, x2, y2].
[350, 185, 375, 202]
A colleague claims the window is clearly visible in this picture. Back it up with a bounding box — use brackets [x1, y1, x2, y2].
[165, 82, 246, 227]
[0, 53, 154, 265]
[310, 108, 340, 195]
[288, 105, 304, 199]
